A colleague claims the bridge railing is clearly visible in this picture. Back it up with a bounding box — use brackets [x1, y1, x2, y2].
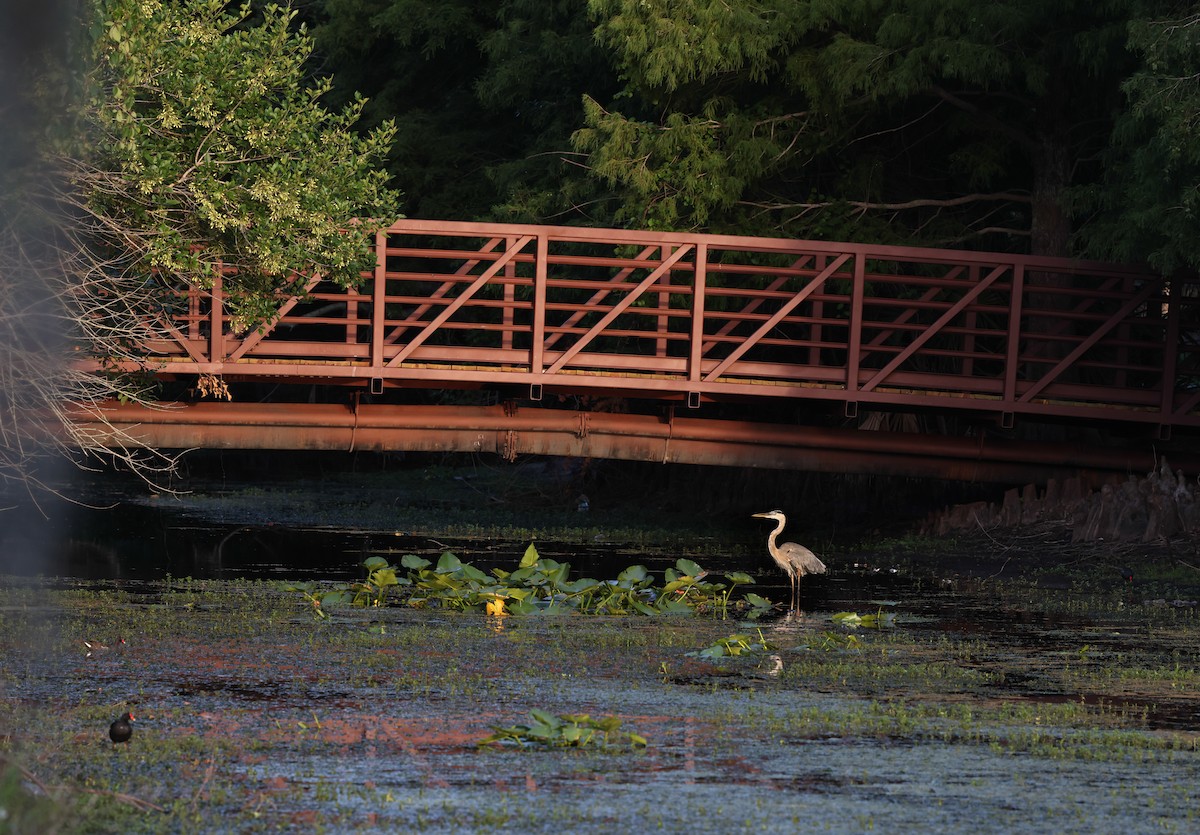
[139, 218, 1200, 429]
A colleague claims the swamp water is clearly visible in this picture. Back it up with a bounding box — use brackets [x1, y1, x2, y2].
[4, 480, 1200, 833]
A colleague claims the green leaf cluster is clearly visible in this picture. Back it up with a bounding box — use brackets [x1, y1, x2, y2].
[1077, 8, 1200, 274]
[688, 628, 776, 659]
[832, 610, 897, 630]
[288, 544, 773, 618]
[576, 0, 1143, 251]
[67, 0, 400, 327]
[478, 708, 647, 749]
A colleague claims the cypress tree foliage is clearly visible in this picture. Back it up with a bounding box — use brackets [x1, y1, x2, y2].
[578, 0, 1140, 253]
[1078, 6, 1200, 274]
[313, 0, 617, 223]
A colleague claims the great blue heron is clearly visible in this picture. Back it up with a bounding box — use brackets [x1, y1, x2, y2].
[752, 510, 826, 608]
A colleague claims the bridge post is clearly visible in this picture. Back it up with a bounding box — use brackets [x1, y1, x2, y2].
[1003, 262, 1025, 411]
[1161, 274, 1181, 425]
[687, 243, 707, 387]
[210, 266, 225, 362]
[845, 253, 865, 401]
[531, 233, 548, 380]
[371, 229, 386, 378]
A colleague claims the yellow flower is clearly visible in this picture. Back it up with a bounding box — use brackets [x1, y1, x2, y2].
[486, 598, 507, 617]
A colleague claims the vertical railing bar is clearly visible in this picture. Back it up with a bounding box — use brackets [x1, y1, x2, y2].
[1115, 273, 1132, 390]
[503, 236, 516, 351]
[345, 278, 358, 347]
[688, 242, 708, 384]
[657, 244, 671, 358]
[962, 265, 978, 380]
[809, 255, 824, 367]
[1160, 275, 1180, 424]
[1003, 261, 1025, 410]
[189, 285, 200, 342]
[845, 252, 865, 397]
[371, 229, 387, 374]
[531, 233, 548, 376]
[211, 263, 225, 363]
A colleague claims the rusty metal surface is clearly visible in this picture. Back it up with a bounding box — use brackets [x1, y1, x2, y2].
[81, 218, 1200, 431]
[70, 401, 1198, 484]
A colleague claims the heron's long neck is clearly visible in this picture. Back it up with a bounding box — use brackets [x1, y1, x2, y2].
[768, 518, 786, 550]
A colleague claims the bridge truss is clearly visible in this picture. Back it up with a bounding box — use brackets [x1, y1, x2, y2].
[76, 219, 1200, 481]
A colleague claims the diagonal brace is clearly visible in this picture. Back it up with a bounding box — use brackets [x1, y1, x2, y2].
[387, 235, 533, 367]
[1018, 280, 1160, 403]
[860, 264, 1008, 393]
[545, 245, 693, 375]
[703, 253, 851, 383]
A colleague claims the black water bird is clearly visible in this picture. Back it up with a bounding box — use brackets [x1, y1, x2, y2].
[109, 712, 135, 744]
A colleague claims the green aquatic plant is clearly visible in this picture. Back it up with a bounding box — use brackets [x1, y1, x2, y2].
[350, 556, 408, 607]
[659, 559, 768, 617]
[285, 556, 408, 618]
[283, 580, 359, 620]
[832, 609, 897, 630]
[798, 631, 864, 652]
[478, 709, 647, 749]
[285, 545, 769, 618]
[404, 550, 506, 611]
[688, 629, 776, 659]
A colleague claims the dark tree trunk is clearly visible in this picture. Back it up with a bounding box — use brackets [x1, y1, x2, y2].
[1021, 108, 1077, 435]
[1030, 131, 1071, 259]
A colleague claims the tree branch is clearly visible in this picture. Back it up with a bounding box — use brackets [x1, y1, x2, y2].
[740, 191, 1032, 213]
[929, 85, 1038, 152]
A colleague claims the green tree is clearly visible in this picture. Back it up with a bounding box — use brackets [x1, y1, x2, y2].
[1079, 6, 1200, 273]
[577, 0, 1141, 253]
[312, 0, 616, 222]
[1, 0, 399, 488]
[63, 0, 400, 327]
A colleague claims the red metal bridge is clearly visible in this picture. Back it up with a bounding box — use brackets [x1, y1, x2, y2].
[79, 218, 1200, 483]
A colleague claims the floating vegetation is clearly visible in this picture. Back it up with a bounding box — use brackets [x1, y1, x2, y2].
[478, 709, 648, 750]
[286, 545, 773, 619]
[796, 631, 864, 652]
[831, 609, 897, 630]
[688, 629, 777, 659]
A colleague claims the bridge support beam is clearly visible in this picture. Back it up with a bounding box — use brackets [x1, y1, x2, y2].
[66, 401, 1196, 485]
